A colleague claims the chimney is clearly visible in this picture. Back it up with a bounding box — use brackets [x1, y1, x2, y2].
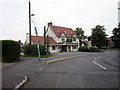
[48, 22, 52, 27]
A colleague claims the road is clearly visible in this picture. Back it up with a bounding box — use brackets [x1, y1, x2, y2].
[2, 49, 119, 89]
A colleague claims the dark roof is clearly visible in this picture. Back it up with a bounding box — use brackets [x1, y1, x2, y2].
[31, 35, 78, 45]
[50, 25, 75, 38]
[31, 36, 44, 45]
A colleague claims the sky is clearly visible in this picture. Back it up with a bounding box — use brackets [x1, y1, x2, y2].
[0, 0, 120, 43]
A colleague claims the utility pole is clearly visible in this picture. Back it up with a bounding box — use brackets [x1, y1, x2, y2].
[118, 1, 120, 28]
[29, 0, 31, 45]
[44, 26, 46, 46]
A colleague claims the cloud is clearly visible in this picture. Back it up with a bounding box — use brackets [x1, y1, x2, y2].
[0, 0, 119, 43]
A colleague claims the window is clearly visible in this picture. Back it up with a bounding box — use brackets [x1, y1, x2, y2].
[52, 46, 56, 50]
[38, 41, 40, 44]
[66, 38, 72, 43]
[61, 36, 65, 41]
[73, 37, 76, 42]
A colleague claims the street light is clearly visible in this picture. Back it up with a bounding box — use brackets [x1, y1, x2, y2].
[32, 20, 41, 61]
[29, 0, 35, 45]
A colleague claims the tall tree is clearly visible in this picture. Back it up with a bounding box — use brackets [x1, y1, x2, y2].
[75, 27, 85, 46]
[91, 25, 108, 48]
[112, 27, 120, 48]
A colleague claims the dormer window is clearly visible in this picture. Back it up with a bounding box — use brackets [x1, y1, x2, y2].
[73, 37, 76, 42]
[61, 36, 65, 41]
[66, 38, 72, 43]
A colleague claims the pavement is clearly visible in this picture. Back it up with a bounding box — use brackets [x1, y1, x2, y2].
[2, 49, 120, 89]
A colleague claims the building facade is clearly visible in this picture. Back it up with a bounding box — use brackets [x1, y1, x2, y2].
[26, 22, 79, 53]
[46, 22, 79, 53]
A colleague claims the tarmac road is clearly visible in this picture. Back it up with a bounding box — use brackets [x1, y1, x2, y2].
[2, 49, 119, 89]
[23, 49, 119, 88]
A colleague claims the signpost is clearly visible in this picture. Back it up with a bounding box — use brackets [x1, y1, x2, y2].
[32, 20, 41, 61]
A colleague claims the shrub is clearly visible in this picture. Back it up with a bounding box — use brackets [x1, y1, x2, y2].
[23, 44, 47, 55]
[2, 40, 20, 63]
[88, 47, 96, 52]
[89, 47, 101, 52]
[78, 46, 88, 52]
[78, 46, 101, 52]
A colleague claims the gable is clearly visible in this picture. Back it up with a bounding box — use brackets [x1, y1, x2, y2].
[46, 27, 60, 42]
[51, 25, 75, 38]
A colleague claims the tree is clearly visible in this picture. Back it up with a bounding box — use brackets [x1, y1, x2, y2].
[91, 25, 108, 49]
[75, 27, 86, 46]
[112, 27, 120, 48]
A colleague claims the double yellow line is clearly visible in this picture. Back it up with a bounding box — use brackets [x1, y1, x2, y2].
[43, 53, 93, 64]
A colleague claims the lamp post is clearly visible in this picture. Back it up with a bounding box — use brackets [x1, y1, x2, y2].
[32, 20, 41, 61]
[118, 7, 120, 27]
[29, 0, 35, 45]
[118, 1, 120, 28]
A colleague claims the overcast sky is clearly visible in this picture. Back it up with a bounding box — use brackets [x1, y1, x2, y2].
[0, 0, 120, 43]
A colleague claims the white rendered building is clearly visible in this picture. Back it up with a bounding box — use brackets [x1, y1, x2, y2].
[26, 22, 80, 53]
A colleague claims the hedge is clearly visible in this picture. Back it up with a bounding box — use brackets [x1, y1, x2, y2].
[23, 44, 47, 56]
[78, 46, 88, 52]
[78, 46, 101, 52]
[2, 40, 20, 63]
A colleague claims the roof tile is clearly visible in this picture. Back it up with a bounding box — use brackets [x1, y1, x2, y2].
[51, 25, 75, 38]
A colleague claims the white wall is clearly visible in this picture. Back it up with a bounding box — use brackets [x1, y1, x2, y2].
[46, 26, 79, 53]
[49, 46, 60, 53]
[60, 33, 67, 42]
[46, 27, 60, 43]
[72, 34, 79, 43]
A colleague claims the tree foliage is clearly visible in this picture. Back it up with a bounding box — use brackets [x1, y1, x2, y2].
[112, 27, 120, 48]
[75, 27, 87, 46]
[23, 44, 46, 55]
[2, 40, 20, 62]
[91, 25, 108, 48]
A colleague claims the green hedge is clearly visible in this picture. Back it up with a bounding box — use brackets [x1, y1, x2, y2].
[2, 40, 20, 63]
[23, 44, 47, 55]
[78, 46, 88, 52]
[78, 46, 101, 52]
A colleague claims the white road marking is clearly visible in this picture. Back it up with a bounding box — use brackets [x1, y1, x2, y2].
[14, 74, 28, 90]
[93, 56, 107, 70]
[94, 56, 102, 60]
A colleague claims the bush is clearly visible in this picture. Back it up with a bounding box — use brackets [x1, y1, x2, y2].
[23, 44, 47, 55]
[78, 46, 88, 52]
[78, 46, 101, 52]
[2, 40, 20, 63]
[88, 47, 96, 52]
